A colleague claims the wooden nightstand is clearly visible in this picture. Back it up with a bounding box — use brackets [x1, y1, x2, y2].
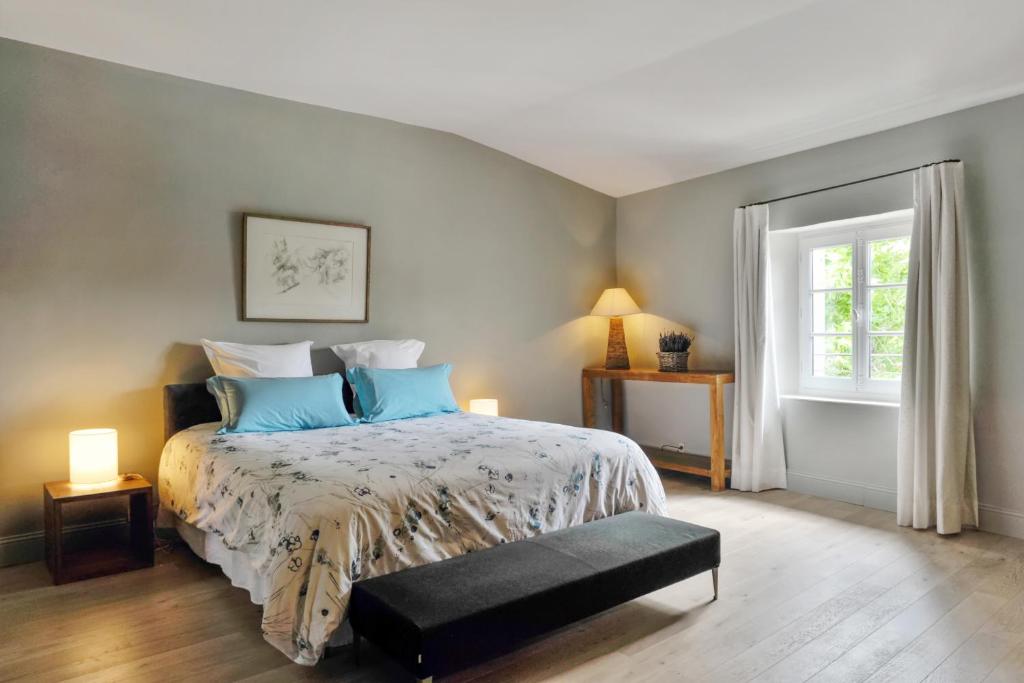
[43, 477, 155, 584]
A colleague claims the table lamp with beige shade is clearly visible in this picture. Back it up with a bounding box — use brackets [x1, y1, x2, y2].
[591, 287, 641, 370]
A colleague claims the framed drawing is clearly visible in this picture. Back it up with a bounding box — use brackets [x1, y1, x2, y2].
[242, 213, 370, 322]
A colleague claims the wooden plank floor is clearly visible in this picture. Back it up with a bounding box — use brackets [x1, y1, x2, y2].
[3, 473, 1024, 682]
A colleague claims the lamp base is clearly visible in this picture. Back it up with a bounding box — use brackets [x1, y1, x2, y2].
[605, 317, 630, 369]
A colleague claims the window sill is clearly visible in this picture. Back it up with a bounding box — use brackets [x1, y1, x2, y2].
[780, 394, 899, 408]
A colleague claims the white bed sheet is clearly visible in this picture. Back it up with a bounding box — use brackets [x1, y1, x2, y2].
[173, 517, 354, 647]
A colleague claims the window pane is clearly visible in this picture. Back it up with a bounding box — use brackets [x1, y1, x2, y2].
[870, 237, 910, 285]
[870, 334, 904, 355]
[813, 335, 852, 354]
[813, 354, 853, 378]
[812, 243, 853, 289]
[870, 356, 903, 380]
[869, 286, 906, 332]
[812, 291, 853, 333]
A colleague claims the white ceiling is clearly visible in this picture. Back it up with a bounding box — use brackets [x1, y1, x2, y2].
[3, 0, 1024, 196]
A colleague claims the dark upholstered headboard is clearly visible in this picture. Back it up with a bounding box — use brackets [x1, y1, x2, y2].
[164, 383, 220, 441]
[163, 377, 355, 441]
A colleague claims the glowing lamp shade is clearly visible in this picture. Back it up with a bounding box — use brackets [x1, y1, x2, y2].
[69, 428, 118, 488]
[589, 288, 641, 318]
[468, 399, 499, 417]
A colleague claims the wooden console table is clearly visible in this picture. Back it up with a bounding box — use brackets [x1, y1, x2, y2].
[581, 367, 735, 491]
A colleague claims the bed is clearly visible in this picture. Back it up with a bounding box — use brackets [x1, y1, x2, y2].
[158, 383, 667, 665]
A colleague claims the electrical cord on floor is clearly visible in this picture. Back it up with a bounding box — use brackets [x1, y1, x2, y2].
[154, 537, 176, 554]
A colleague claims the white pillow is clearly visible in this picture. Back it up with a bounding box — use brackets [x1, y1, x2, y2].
[330, 339, 425, 370]
[201, 339, 314, 377]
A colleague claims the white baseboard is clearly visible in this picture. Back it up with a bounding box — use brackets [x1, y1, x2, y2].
[787, 470, 1024, 540]
[786, 470, 898, 512]
[0, 519, 127, 568]
[979, 503, 1024, 540]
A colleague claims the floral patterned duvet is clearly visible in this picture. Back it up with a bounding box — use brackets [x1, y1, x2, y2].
[158, 411, 666, 665]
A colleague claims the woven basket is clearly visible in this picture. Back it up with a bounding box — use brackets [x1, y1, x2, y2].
[657, 351, 690, 372]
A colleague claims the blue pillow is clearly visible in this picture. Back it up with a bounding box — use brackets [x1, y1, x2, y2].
[211, 374, 356, 434]
[347, 364, 459, 423]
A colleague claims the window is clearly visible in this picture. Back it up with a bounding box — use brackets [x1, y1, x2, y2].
[798, 211, 912, 399]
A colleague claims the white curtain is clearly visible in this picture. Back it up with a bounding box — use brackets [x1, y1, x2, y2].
[897, 161, 978, 534]
[732, 205, 788, 492]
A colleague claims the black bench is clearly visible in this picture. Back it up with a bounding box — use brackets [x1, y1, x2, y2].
[348, 511, 720, 682]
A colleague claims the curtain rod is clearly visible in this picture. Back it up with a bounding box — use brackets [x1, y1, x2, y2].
[739, 159, 961, 209]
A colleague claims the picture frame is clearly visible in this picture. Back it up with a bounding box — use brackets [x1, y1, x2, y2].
[242, 213, 370, 322]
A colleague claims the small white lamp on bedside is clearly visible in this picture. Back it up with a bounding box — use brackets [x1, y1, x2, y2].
[591, 287, 642, 369]
[469, 399, 499, 417]
[68, 428, 118, 488]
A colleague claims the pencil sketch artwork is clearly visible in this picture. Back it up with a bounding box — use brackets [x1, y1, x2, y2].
[270, 238, 352, 294]
[244, 215, 370, 322]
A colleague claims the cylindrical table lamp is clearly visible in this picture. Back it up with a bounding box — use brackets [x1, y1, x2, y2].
[69, 428, 119, 488]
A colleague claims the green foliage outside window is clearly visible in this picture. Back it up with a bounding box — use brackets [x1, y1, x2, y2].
[811, 236, 910, 381]
[868, 237, 910, 379]
[814, 244, 854, 288]
[870, 238, 910, 284]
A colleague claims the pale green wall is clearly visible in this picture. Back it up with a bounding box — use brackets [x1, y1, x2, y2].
[617, 93, 1024, 535]
[5, 35, 1024, 564]
[0, 39, 616, 563]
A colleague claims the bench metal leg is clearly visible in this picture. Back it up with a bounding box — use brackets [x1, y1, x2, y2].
[712, 567, 719, 600]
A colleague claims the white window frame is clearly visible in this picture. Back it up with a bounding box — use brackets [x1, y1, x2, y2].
[798, 209, 913, 401]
